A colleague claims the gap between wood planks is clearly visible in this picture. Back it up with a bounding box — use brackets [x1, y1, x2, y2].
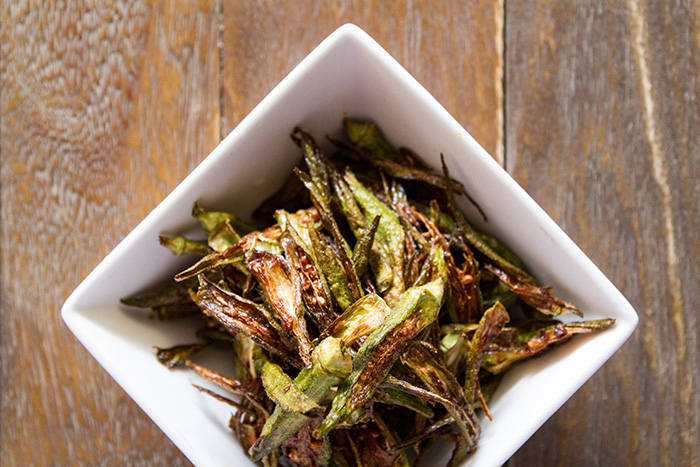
[498, 0, 506, 169]
[218, 0, 226, 141]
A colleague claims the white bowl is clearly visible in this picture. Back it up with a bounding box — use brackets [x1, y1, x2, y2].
[62, 24, 638, 467]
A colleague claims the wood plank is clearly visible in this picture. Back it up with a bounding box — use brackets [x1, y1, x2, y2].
[0, 1, 220, 465]
[15, 0, 698, 465]
[221, 0, 505, 163]
[505, 1, 700, 466]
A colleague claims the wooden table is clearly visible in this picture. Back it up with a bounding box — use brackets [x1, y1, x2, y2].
[2, 1, 698, 465]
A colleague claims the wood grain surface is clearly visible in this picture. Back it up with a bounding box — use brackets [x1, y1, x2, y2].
[505, 2, 699, 466]
[1, 1, 220, 465]
[0, 1, 697, 466]
[220, 0, 504, 160]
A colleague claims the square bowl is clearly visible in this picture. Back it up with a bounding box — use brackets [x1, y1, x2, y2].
[62, 23, 638, 467]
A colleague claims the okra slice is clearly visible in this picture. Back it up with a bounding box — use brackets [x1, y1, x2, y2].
[261, 361, 321, 414]
[482, 318, 616, 374]
[251, 337, 352, 459]
[246, 249, 314, 367]
[192, 201, 255, 237]
[343, 170, 405, 307]
[175, 226, 281, 281]
[155, 343, 207, 368]
[195, 275, 301, 368]
[463, 302, 510, 411]
[437, 157, 581, 319]
[158, 236, 211, 256]
[401, 342, 480, 459]
[316, 279, 444, 437]
[343, 118, 397, 161]
[319, 293, 391, 346]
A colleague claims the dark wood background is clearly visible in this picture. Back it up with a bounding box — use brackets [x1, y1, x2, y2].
[1, 1, 698, 465]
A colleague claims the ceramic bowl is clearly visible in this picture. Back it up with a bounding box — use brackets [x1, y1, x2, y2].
[62, 24, 638, 467]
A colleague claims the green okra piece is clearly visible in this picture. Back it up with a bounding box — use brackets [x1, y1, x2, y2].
[120, 278, 197, 308]
[343, 118, 397, 161]
[276, 209, 336, 329]
[351, 215, 380, 279]
[439, 158, 581, 317]
[332, 169, 387, 285]
[463, 302, 510, 407]
[481, 278, 519, 311]
[330, 168, 368, 237]
[281, 234, 336, 330]
[251, 337, 352, 459]
[158, 236, 211, 256]
[309, 226, 356, 312]
[320, 293, 391, 346]
[381, 374, 453, 407]
[390, 416, 455, 452]
[292, 128, 332, 203]
[192, 201, 255, 236]
[440, 324, 479, 377]
[343, 170, 405, 307]
[260, 361, 321, 414]
[371, 410, 411, 467]
[477, 231, 526, 271]
[439, 159, 525, 277]
[450, 206, 514, 275]
[274, 208, 321, 257]
[207, 219, 241, 252]
[440, 329, 468, 376]
[336, 135, 466, 196]
[413, 239, 450, 289]
[155, 343, 207, 368]
[151, 302, 202, 320]
[246, 249, 314, 367]
[367, 154, 466, 194]
[175, 226, 281, 281]
[316, 279, 444, 437]
[291, 130, 352, 260]
[296, 169, 363, 304]
[176, 246, 242, 280]
[231, 333, 266, 382]
[401, 342, 480, 458]
[194, 275, 301, 368]
[375, 387, 434, 418]
[482, 318, 616, 374]
[426, 200, 482, 324]
[390, 181, 430, 251]
[434, 210, 457, 233]
[483, 259, 582, 317]
[248, 235, 283, 255]
[291, 131, 363, 305]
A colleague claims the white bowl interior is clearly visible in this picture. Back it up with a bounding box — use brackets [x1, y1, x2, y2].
[62, 24, 637, 467]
